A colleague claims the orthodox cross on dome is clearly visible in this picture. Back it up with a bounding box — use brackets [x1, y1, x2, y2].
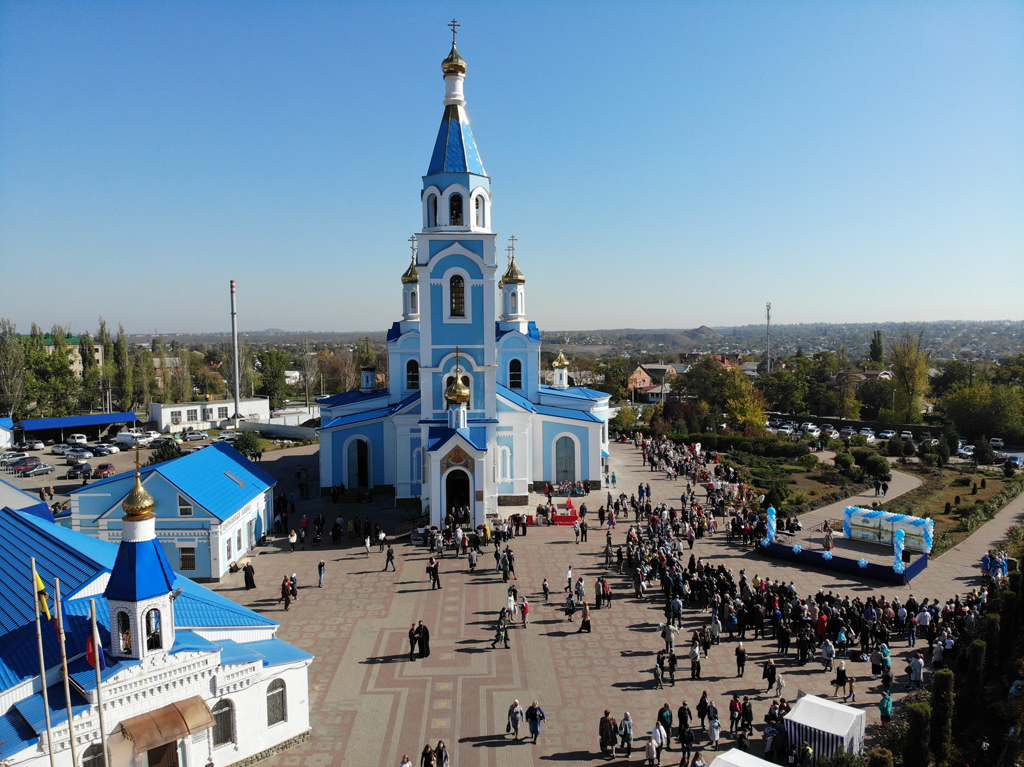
[408, 235, 417, 258]
[448, 18, 460, 45]
[453, 345, 462, 370]
[134, 447, 141, 471]
[505, 245, 514, 263]
[507, 234, 517, 256]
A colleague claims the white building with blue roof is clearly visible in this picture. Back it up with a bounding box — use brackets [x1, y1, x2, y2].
[317, 32, 610, 527]
[66, 443, 275, 581]
[0, 467, 311, 767]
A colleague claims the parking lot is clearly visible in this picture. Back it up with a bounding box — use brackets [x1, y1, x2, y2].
[1, 434, 219, 502]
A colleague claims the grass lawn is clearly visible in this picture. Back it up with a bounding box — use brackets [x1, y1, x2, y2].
[878, 463, 1011, 553]
[208, 429, 314, 454]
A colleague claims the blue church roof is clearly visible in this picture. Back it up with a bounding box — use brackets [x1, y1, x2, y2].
[68, 442, 275, 523]
[428, 104, 485, 175]
[319, 392, 421, 431]
[0, 477, 52, 521]
[427, 426, 488, 452]
[539, 385, 611, 401]
[317, 389, 390, 408]
[534, 404, 603, 423]
[496, 384, 536, 412]
[104, 537, 177, 603]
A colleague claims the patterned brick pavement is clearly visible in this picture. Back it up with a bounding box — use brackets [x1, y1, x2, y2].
[211, 441, 991, 767]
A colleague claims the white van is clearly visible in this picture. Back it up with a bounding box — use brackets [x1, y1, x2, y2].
[67, 434, 88, 446]
[115, 432, 143, 448]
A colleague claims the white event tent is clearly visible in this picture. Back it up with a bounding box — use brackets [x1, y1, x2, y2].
[783, 695, 866, 762]
[710, 749, 776, 767]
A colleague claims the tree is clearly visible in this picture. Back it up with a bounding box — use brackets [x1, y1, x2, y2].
[610, 404, 637, 434]
[888, 326, 930, 424]
[818, 746, 867, 767]
[233, 432, 263, 461]
[903, 702, 931, 767]
[931, 360, 981, 398]
[357, 336, 377, 367]
[944, 381, 1024, 442]
[864, 454, 892, 480]
[257, 349, 288, 409]
[78, 332, 102, 411]
[112, 324, 134, 411]
[133, 349, 156, 408]
[0, 318, 26, 417]
[857, 378, 895, 420]
[679, 355, 731, 412]
[147, 441, 182, 466]
[973, 438, 995, 466]
[929, 669, 954, 765]
[984, 614, 1000, 679]
[726, 371, 768, 432]
[869, 330, 884, 365]
[867, 748, 894, 767]
[757, 367, 809, 414]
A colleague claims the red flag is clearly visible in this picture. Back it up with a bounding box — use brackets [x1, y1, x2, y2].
[87, 631, 107, 670]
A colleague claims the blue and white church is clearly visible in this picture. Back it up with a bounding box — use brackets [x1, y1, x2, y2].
[318, 33, 610, 527]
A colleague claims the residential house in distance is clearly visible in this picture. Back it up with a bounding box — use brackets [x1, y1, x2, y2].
[153, 357, 181, 392]
[26, 334, 105, 378]
[66, 442, 275, 581]
[0, 484, 311, 766]
[148, 397, 271, 433]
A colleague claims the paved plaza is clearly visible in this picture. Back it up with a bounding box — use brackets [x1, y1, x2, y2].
[210, 442, 1024, 767]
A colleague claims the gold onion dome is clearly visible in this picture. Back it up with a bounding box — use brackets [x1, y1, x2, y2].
[552, 350, 570, 369]
[501, 256, 525, 285]
[442, 43, 467, 75]
[122, 471, 156, 521]
[401, 255, 419, 284]
[444, 359, 471, 405]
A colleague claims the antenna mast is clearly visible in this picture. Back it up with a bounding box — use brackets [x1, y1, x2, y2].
[766, 302, 772, 375]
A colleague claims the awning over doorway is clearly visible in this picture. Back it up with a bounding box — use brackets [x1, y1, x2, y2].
[119, 696, 215, 752]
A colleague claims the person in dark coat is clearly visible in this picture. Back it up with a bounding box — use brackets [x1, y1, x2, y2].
[409, 624, 419, 661]
[418, 621, 431, 658]
[243, 562, 256, 590]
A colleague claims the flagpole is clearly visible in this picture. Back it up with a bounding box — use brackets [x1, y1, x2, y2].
[31, 558, 57, 767]
[54, 579, 78, 766]
[89, 599, 110, 767]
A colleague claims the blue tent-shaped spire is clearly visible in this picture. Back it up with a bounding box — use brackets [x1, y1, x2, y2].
[428, 104, 486, 176]
[104, 538, 176, 602]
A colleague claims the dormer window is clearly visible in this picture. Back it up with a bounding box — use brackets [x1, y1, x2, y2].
[145, 608, 162, 650]
[178, 494, 193, 516]
[449, 194, 463, 226]
[449, 275, 465, 317]
[117, 611, 132, 654]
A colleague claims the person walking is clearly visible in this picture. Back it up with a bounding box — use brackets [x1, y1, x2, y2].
[385, 546, 396, 571]
[618, 712, 634, 756]
[279, 576, 291, 611]
[679, 725, 695, 764]
[317, 559, 326, 588]
[578, 602, 592, 633]
[521, 597, 530, 626]
[707, 711, 721, 751]
[652, 721, 668, 763]
[419, 744, 435, 767]
[696, 692, 710, 730]
[430, 560, 442, 590]
[417, 621, 431, 658]
[433, 741, 449, 767]
[763, 659, 777, 693]
[507, 699, 525, 740]
[735, 642, 747, 677]
[599, 710, 618, 757]
[243, 562, 256, 590]
[833, 661, 848, 697]
[364, 535, 371, 557]
[288, 530, 297, 552]
[525, 700, 546, 744]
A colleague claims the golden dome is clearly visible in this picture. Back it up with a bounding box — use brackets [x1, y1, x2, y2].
[501, 255, 525, 285]
[360, 363, 377, 372]
[442, 43, 467, 75]
[122, 470, 156, 521]
[401, 254, 419, 284]
[552, 350, 571, 369]
[444, 353, 471, 405]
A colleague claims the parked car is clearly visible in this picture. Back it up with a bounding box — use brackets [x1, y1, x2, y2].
[957, 445, 975, 459]
[26, 440, 45, 450]
[66, 434, 88, 445]
[65, 449, 94, 465]
[777, 425, 795, 436]
[93, 463, 116, 478]
[23, 463, 55, 477]
[10, 457, 42, 474]
[800, 422, 817, 432]
[51, 443, 71, 455]
[899, 431, 914, 441]
[66, 463, 93, 479]
[804, 427, 821, 438]
[991, 438, 1005, 448]
[840, 427, 857, 438]
[879, 430, 897, 440]
[148, 438, 176, 449]
[181, 430, 208, 442]
[214, 431, 240, 442]
[92, 444, 117, 456]
[0, 452, 29, 467]
[1007, 456, 1024, 469]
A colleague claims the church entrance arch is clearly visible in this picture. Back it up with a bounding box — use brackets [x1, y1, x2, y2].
[444, 469, 471, 519]
[555, 436, 576, 483]
[347, 438, 370, 488]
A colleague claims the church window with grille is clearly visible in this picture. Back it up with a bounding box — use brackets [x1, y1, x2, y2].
[449, 275, 465, 317]
[475, 196, 484, 227]
[212, 701, 235, 747]
[117, 611, 132, 653]
[145, 608, 162, 650]
[82, 744, 107, 767]
[449, 194, 463, 225]
[406, 360, 419, 390]
[267, 679, 287, 726]
[509, 359, 523, 389]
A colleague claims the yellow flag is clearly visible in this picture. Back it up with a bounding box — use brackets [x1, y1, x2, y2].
[34, 571, 51, 621]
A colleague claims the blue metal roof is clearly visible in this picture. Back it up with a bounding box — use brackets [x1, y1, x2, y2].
[317, 389, 390, 408]
[214, 638, 265, 666]
[534, 404, 603, 423]
[170, 630, 222, 655]
[0, 477, 47, 513]
[14, 680, 91, 733]
[66, 651, 138, 692]
[319, 392, 421, 432]
[496, 384, 536, 413]
[69, 442, 275, 523]
[428, 104, 485, 175]
[0, 417, 13, 431]
[539, 386, 610, 401]
[426, 426, 487, 452]
[244, 637, 314, 667]
[0, 706, 37, 759]
[104, 538, 177, 602]
[15, 412, 137, 432]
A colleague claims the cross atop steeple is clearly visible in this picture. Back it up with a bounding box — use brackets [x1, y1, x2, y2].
[408, 235, 417, 257]
[448, 19, 460, 45]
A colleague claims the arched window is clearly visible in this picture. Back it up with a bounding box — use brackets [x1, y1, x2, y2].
[212, 701, 235, 747]
[267, 679, 287, 726]
[427, 194, 437, 227]
[412, 448, 423, 483]
[499, 447, 512, 481]
[509, 359, 523, 390]
[449, 275, 465, 317]
[449, 194, 463, 226]
[475, 196, 484, 227]
[117, 611, 132, 654]
[406, 360, 419, 390]
[81, 744, 106, 767]
[511, 291, 518, 312]
[410, 290, 417, 312]
[144, 608, 162, 651]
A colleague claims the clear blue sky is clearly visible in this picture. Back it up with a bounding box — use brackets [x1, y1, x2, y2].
[2, 1, 1021, 336]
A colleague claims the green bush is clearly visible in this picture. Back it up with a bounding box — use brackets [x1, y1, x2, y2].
[944, 501, 952, 514]
[952, 477, 972, 487]
[954, 495, 961, 505]
[903, 439, 917, 457]
[981, 478, 987, 489]
[819, 746, 867, 767]
[903, 702, 932, 767]
[959, 640, 986, 726]
[929, 669, 954, 764]
[887, 437, 905, 457]
[864, 454, 892, 480]
[984, 614, 1000, 679]
[971, 483, 978, 495]
[798, 453, 819, 471]
[867, 748, 895, 767]
[834, 452, 855, 476]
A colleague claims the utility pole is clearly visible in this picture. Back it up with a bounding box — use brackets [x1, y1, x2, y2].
[230, 281, 242, 422]
[765, 302, 772, 375]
